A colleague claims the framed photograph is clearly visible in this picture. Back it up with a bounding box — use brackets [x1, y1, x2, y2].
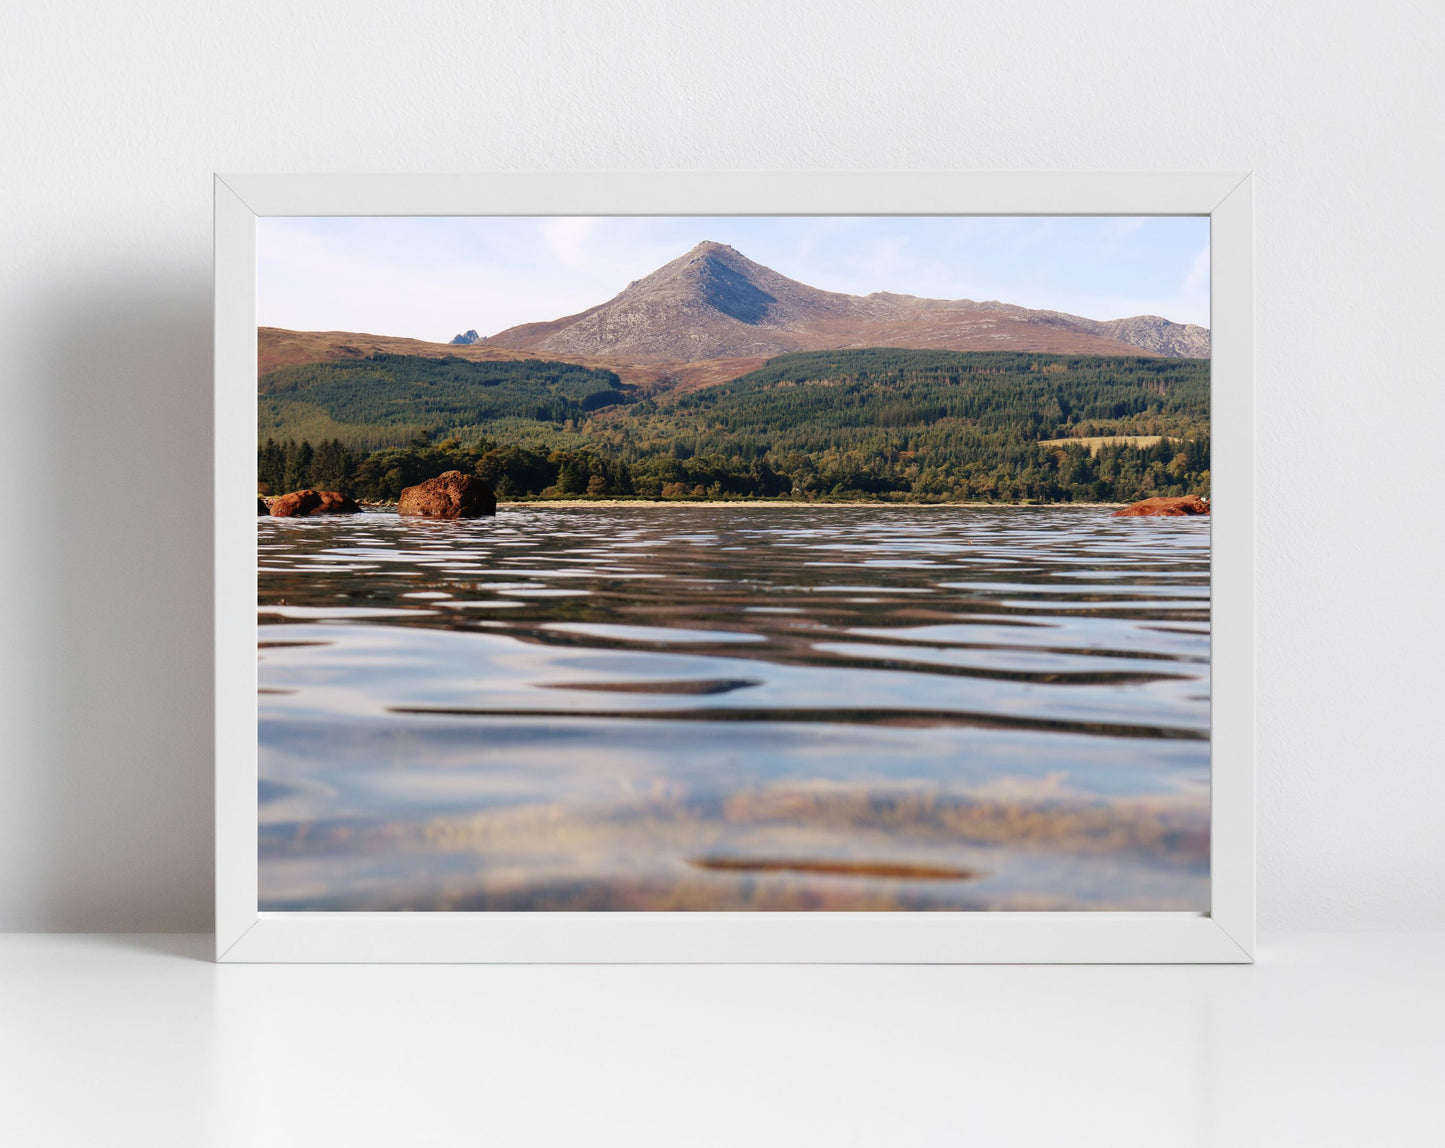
[216, 171, 1253, 962]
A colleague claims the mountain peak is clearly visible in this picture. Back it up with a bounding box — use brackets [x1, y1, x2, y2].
[638, 240, 775, 289]
[484, 243, 1210, 362]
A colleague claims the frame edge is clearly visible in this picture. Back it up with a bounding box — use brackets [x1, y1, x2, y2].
[1206, 173, 1256, 960]
[215, 170, 1255, 963]
[214, 175, 260, 961]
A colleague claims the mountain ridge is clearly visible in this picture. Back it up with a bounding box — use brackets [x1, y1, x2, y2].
[483, 240, 1209, 362]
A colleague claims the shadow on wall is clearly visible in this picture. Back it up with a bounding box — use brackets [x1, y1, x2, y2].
[28, 271, 215, 931]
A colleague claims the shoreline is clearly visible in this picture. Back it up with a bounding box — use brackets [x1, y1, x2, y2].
[494, 499, 1130, 509]
[342, 498, 1133, 511]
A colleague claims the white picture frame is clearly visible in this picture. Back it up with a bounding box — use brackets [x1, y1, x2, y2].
[216, 171, 1254, 963]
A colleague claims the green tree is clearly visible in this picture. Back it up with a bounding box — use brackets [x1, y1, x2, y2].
[282, 440, 313, 492]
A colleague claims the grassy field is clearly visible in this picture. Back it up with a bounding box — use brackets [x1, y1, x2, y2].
[1036, 435, 1166, 454]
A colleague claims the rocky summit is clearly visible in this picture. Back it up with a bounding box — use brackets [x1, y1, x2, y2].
[483, 241, 1210, 363]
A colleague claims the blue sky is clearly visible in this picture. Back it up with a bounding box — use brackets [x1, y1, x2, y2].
[258, 215, 1210, 342]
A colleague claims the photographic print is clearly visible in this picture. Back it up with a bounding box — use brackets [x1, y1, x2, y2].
[255, 213, 1212, 914]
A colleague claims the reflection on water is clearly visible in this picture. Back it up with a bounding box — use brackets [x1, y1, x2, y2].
[259, 505, 1210, 911]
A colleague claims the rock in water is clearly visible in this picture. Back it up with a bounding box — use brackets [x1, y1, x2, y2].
[397, 471, 496, 518]
[258, 497, 269, 516]
[314, 491, 361, 514]
[1112, 495, 1210, 517]
[267, 489, 361, 517]
[267, 489, 323, 517]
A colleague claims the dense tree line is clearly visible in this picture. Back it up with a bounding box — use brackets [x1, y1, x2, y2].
[258, 349, 1211, 503]
[261, 436, 634, 501]
[618, 349, 1208, 453]
[260, 432, 1209, 504]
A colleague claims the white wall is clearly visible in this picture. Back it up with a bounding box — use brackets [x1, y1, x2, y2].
[2, 0, 1441, 932]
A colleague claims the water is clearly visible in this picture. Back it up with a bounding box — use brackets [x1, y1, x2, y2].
[258, 505, 1210, 911]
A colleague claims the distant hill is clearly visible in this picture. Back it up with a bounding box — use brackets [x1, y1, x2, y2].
[259, 327, 540, 376]
[484, 241, 1210, 362]
[450, 329, 482, 345]
[257, 327, 765, 393]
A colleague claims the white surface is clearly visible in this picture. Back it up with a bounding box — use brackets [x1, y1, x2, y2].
[2, 2, 1444, 933]
[2, 932, 1441, 1147]
[215, 172, 1253, 963]
[219, 911, 1249, 964]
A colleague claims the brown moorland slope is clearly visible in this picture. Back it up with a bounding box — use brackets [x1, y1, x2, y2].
[258, 327, 541, 376]
[257, 327, 763, 394]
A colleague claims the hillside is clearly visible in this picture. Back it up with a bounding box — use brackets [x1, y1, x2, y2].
[259, 347, 1210, 504]
[258, 354, 633, 449]
[616, 349, 1209, 459]
[484, 241, 1210, 362]
[258, 326, 764, 394]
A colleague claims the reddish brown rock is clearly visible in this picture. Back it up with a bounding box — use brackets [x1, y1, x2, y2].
[397, 471, 497, 518]
[267, 489, 323, 517]
[267, 489, 361, 517]
[1112, 495, 1211, 517]
[258, 497, 269, 516]
[314, 491, 361, 514]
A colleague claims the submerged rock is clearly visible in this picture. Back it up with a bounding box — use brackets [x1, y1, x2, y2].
[267, 489, 361, 517]
[1112, 495, 1210, 517]
[397, 471, 496, 518]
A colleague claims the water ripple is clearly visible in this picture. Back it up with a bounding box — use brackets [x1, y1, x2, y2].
[258, 504, 1210, 912]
